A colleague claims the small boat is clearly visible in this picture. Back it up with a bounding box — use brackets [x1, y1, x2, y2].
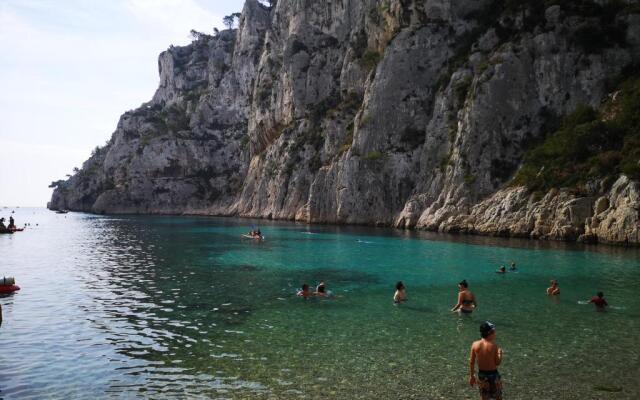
[0, 284, 20, 293]
[0, 277, 19, 293]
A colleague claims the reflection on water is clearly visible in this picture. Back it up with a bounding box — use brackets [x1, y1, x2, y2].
[0, 208, 639, 399]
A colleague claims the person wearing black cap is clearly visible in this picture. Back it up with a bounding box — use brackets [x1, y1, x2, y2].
[469, 321, 503, 400]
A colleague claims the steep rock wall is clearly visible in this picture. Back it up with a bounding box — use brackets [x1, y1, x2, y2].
[50, 0, 640, 245]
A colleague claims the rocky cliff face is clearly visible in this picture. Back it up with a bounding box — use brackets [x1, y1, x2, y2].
[49, 0, 640, 245]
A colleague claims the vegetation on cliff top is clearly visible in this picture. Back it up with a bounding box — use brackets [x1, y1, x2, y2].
[512, 72, 640, 191]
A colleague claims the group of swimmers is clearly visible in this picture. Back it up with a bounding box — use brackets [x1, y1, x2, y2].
[435, 275, 607, 399]
[304, 262, 609, 400]
[0, 216, 17, 232]
[296, 282, 330, 298]
[546, 279, 609, 310]
[396, 278, 480, 313]
[496, 262, 517, 274]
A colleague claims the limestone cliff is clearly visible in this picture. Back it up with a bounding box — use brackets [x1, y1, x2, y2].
[49, 0, 640, 245]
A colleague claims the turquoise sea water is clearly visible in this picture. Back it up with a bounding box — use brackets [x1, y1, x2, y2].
[0, 208, 639, 399]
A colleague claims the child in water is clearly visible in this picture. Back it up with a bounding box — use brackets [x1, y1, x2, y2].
[509, 262, 516, 271]
[588, 291, 608, 311]
[297, 283, 311, 299]
[394, 281, 407, 304]
[469, 321, 503, 400]
[547, 279, 560, 296]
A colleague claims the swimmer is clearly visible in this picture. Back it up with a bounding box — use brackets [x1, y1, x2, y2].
[297, 283, 311, 299]
[469, 321, 503, 400]
[315, 282, 327, 297]
[394, 281, 407, 304]
[587, 291, 608, 311]
[547, 279, 560, 296]
[496, 266, 506, 274]
[451, 280, 477, 314]
[509, 262, 516, 271]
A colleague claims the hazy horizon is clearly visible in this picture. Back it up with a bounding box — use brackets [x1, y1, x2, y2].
[0, 0, 246, 207]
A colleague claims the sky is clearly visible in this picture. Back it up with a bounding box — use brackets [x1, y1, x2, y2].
[0, 0, 246, 207]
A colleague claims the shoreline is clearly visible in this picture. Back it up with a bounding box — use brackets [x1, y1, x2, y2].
[43, 206, 640, 250]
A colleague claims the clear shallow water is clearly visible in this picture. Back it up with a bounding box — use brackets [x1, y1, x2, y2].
[0, 208, 639, 399]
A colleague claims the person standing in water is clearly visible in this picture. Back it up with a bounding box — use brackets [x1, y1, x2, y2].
[469, 321, 503, 400]
[547, 279, 560, 296]
[394, 281, 407, 304]
[297, 283, 311, 299]
[588, 291, 608, 311]
[451, 280, 477, 314]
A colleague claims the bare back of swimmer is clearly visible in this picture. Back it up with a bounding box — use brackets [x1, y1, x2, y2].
[452, 280, 477, 313]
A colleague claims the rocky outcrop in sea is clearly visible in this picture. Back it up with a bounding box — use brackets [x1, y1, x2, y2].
[49, 0, 640, 245]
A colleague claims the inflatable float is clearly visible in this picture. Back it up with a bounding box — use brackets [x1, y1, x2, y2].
[0, 277, 20, 293]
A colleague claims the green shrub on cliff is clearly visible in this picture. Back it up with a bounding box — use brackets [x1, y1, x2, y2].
[512, 74, 640, 191]
[358, 49, 381, 71]
[363, 150, 384, 161]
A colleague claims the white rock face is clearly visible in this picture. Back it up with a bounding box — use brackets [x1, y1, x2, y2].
[50, 0, 640, 245]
